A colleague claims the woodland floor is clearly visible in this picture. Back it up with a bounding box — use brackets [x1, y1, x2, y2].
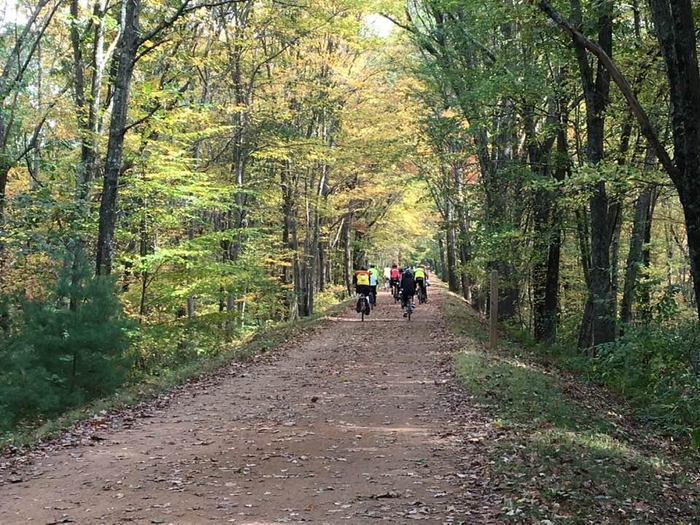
[2, 286, 699, 524]
[0, 288, 499, 524]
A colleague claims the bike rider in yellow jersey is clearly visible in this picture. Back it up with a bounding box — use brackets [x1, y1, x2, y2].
[414, 265, 427, 302]
[353, 267, 371, 314]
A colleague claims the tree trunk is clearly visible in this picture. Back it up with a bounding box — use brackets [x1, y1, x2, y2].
[454, 158, 472, 302]
[77, 0, 110, 200]
[437, 233, 447, 281]
[0, 164, 8, 227]
[238, 288, 246, 329]
[620, 185, 654, 325]
[648, 0, 700, 323]
[542, 223, 562, 341]
[186, 219, 196, 319]
[497, 261, 519, 321]
[532, 185, 553, 340]
[571, 0, 616, 346]
[318, 239, 326, 292]
[609, 202, 623, 336]
[576, 207, 594, 348]
[95, 0, 141, 275]
[343, 212, 353, 295]
[445, 204, 459, 293]
[293, 216, 302, 318]
[458, 234, 471, 303]
[353, 229, 365, 270]
[639, 188, 659, 319]
[225, 293, 234, 338]
[538, 124, 568, 342]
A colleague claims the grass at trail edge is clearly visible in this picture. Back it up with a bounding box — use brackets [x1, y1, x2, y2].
[1, 299, 351, 451]
[440, 288, 700, 524]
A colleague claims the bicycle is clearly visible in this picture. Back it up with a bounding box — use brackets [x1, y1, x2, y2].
[418, 284, 427, 304]
[405, 297, 413, 321]
[357, 293, 370, 321]
[392, 283, 401, 303]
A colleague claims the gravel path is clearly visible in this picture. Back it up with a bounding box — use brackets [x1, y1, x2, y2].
[0, 288, 498, 524]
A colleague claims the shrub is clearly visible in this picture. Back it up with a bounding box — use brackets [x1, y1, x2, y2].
[0, 254, 135, 430]
[595, 321, 700, 440]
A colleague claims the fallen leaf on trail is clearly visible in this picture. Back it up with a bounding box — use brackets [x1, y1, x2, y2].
[361, 490, 401, 500]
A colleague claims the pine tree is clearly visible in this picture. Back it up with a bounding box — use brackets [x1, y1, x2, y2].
[0, 251, 135, 429]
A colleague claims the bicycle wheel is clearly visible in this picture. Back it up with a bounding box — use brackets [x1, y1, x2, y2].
[407, 305, 412, 321]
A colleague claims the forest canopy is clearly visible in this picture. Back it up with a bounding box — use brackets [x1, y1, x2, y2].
[2, 0, 700, 440]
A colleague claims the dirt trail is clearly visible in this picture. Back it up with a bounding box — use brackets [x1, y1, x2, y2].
[0, 288, 497, 524]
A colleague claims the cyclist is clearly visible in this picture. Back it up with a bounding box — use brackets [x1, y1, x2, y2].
[389, 264, 400, 298]
[353, 266, 371, 315]
[414, 265, 427, 302]
[383, 266, 391, 290]
[400, 268, 416, 317]
[368, 264, 380, 305]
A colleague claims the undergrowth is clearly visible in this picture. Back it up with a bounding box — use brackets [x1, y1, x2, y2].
[442, 288, 700, 524]
[504, 318, 700, 445]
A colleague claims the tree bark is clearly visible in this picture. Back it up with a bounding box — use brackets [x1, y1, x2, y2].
[638, 186, 659, 320]
[525, 96, 561, 341]
[576, 207, 594, 348]
[352, 228, 365, 270]
[453, 157, 472, 302]
[77, 0, 111, 200]
[95, 0, 141, 275]
[609, 202, 623, 336]
[620, 185, 654, 324]
[569, 0, 616, 346]
[437, 233, 447, 281]
[647, 0, 700, 323]
[445, 202, 459, 293]
[343, 212, 353, 296]
[541, 125, 569, 342]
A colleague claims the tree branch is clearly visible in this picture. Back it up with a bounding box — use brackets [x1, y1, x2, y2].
[12, 83, 70, 164]
[139, 0, 244, 46]
[534, 0, 678, 181]
[0, 0, 51, 91]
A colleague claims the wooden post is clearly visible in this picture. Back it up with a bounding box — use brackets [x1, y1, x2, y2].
[490, 270, 498, 350]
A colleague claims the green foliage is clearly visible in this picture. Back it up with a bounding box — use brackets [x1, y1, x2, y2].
[595, 321, 700, 438]
[501, 284, 700, 443]
[0, 254, 135, 430]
